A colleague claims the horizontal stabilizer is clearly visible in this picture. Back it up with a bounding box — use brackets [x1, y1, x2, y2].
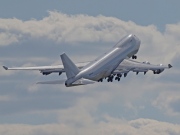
[72, 78, 95, 86]
[37, 79, 66, 84]
[37, 78, 95, 87]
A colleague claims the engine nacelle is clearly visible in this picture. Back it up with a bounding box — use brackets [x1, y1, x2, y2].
[143, 61, 150, 64]
[42, 72, 52, 75]
[153, 69, 164, 74]
[41, 71, 62, 76]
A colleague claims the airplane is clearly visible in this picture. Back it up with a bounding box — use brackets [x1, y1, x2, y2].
[3, 34, 172, 87]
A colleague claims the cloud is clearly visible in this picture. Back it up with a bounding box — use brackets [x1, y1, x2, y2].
[0, 11, 179, 65]
[129, 118, 180, 135]
[0, 118, 179, 135]
[153, 91, 180, 116]
[0, 12, 156, 46]
[0, 12, 126, 46]
[0, 32, 19, 46]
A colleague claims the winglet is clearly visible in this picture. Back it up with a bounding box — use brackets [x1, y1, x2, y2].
[3, 66, 8, 70]
[168, 64, 172, 68]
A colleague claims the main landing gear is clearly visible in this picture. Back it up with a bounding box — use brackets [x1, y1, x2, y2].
[132, 55, 137, 59]
[98, 73, 123, 83]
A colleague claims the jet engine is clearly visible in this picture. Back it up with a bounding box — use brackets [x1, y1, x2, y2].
[41, 71, 62, 76]
[143, 61, 150, 64]
[153, 69, 164, 74]
[41, 71, 52, 75]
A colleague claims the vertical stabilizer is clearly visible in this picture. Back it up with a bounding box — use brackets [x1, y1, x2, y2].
[60, 53, 80, 79]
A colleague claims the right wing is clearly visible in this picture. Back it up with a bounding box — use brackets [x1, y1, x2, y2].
[3, 65, 64, 75]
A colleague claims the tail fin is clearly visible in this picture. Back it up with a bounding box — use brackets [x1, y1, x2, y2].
[60, 53, 80, 79]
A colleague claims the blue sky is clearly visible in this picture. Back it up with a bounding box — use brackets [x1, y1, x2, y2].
[1, 0, 180, 30]
[0, 0, 180, 135]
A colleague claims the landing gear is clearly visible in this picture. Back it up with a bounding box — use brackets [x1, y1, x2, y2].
[114, 74, 121, 81]
[107, 75, 113, 82]
[98, 78, 103, 82]
[115, 76, 121, 81]
[124, 73, 127, 77]
[117, 74, 122, 78]
[132, 55, 137, 59]
[99, 73, 123, 83]
[59, 72, 62, 76]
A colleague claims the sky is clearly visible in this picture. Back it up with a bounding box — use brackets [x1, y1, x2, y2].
[0, 0, 180, 135]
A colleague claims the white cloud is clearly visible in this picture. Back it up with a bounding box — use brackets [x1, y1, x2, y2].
[0, 118, 179, 135]
[0, 33, 19, 46]
[0, 11, 179, 65]
[153, 91, 180, 116]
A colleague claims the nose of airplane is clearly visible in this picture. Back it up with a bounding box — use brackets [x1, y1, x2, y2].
[133, 35, 141, 46]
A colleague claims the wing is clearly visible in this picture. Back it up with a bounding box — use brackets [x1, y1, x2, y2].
[3, 65, 64, 75]
[3, 62, 90, 75]
[113, 59, 172, 75]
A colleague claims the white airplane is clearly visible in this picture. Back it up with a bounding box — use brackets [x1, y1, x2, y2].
[3, 34, 172, 87]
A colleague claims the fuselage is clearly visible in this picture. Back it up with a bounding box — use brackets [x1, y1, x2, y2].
[66, 34, 141, 85]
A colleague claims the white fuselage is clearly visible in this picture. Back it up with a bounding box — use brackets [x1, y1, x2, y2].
[66, 34, 140, 86]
